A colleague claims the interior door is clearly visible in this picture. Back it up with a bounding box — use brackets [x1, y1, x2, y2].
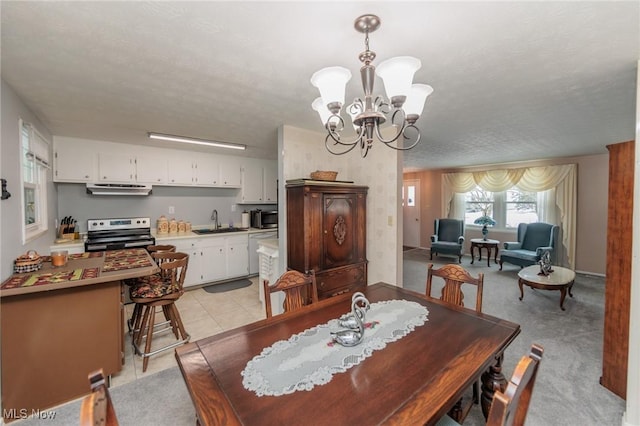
[403, 180, 420, 248]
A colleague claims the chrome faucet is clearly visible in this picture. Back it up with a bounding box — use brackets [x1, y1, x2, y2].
[211, 209, 220, 229]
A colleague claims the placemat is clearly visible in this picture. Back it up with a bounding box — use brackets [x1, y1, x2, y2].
[241, 299, 428, 396]
[1, 268, 100, 290]
[102, 248, 153, 272]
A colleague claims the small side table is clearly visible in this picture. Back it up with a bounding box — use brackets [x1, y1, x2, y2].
[470, 238, 500, 267]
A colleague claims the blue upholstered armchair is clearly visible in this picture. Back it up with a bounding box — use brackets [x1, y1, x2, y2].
[499, 222, 559, 270]
[430, 219, 465, 263]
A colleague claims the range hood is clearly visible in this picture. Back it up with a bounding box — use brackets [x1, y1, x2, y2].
[86, 183, 152, 196]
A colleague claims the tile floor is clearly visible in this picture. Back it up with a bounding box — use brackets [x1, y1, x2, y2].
[112, 277, 265, 388]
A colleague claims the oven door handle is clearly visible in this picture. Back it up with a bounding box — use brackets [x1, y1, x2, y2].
[124, 240, 154, 249]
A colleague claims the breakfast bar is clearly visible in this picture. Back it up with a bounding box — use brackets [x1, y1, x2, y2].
[0, 249, 158, 419]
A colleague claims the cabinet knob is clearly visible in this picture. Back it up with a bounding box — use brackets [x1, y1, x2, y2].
[85, 175, 89, 178]
[324, 230, 328, 234]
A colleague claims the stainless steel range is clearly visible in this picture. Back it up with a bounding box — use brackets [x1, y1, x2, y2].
[85, 217, 155, 252]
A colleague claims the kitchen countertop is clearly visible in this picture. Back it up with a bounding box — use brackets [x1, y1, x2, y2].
[0, 249, 158, 298]
[155, 227, 277, 240]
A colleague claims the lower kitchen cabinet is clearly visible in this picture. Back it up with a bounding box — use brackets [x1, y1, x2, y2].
[161, 234, 248, 288]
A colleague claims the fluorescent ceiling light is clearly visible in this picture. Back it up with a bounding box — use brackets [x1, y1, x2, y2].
[148, 132, 246, 150]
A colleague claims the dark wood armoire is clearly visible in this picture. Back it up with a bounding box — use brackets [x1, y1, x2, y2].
[286, 181, 368, 299]
[601, 140, 634, 399]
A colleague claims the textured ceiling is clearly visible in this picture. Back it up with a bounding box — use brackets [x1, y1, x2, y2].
[1, 1, 638, 171]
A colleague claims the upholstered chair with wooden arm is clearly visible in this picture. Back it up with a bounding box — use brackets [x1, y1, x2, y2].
[430, 219, 465, 263]
[499, 222, 559, 270]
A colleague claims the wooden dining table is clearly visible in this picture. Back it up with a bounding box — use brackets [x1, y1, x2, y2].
[175, 283, 520, 426]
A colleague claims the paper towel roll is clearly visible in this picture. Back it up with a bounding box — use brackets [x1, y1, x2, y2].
[241, 212, 250, 228]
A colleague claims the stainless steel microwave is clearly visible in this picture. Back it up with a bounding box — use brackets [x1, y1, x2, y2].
[250, 209, 278, 229]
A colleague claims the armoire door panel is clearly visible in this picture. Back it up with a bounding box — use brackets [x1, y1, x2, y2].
[324, 195, 355, 268]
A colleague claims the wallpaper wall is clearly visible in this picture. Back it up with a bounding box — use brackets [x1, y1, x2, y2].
[278, 125, 402, 286]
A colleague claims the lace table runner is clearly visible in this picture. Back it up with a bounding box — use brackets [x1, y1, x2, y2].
[241, 299, 429, 396]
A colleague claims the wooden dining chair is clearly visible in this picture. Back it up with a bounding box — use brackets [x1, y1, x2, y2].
[436, 343, 544, 426]
[426, 263, 484, 422]
[80, 369, 119, 426]
[426, 263, 484, 312]
[263, 270, 318, 318]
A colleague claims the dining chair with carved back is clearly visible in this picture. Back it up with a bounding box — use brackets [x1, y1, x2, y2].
[79, 368, 119, 426]
[131, 251, 190, 372]
[426, 263, 485, 422]
[263, 270, 318, 318]
[436, 343, 544, 426]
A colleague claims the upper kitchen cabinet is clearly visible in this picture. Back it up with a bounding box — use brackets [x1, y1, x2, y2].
[54, 136, 245, 188]
[53, 136, 96, 182]
[98, 153, 167, 185]
[218, 157, 242, 187]
[135, 155, 167, 184]
[194, 154, 241, 187]
[99, 153, 167, 184]
[167, 153, 196, 185]
[240, 158, 277, 204]
[98, 153, 135, 183]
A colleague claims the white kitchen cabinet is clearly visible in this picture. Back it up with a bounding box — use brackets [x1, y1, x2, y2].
[98, 153, 167, 184]
[195, 154, 220, 186]
[53, 137, 96, 182]
[167, 155, 195, 185]
[240, 158, 276, 204]
[54, 136, 253, 188]
[241, 158, 264, 203]
[200, 239, 226, 283]
[227, 235, 249, 278]
[159, 233, 249, 288]
[196, 155, 241, 187]
[162, 239, 200, 288]
[98, 153, 135, 183]
[263, 162, 277, 203]
[136, 155, 167, 184]
[219, 156, 242, 187]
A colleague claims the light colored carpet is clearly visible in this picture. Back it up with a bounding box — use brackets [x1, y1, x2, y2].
[15, 250, 626, 425]
[404, 249, 625, 426]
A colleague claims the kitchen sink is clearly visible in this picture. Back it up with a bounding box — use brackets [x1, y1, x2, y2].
[192, 228, 248, 235]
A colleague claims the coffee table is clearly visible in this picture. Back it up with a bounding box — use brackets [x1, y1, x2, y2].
[517, 265, 575, 310]
[470, 238, 500, 267]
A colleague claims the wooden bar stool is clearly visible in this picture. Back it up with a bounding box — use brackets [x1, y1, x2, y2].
[131, 252, 190, 372]
[126, 245, 176, 333]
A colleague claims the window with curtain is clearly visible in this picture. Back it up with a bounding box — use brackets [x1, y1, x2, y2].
[464, 186, 538, 228]
[442, 164, 577, 268]
[20, 119, 49, 242]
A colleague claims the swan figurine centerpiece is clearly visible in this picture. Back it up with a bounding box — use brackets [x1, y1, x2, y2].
[331, 292, 371, 347]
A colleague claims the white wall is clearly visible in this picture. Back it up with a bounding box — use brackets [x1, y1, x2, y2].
[1, 79, 57, 280]
[624, 60, 640, 426]
[278, 125, 401, 285]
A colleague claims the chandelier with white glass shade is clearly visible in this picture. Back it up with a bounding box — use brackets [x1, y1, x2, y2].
[311, 14, 433, 157]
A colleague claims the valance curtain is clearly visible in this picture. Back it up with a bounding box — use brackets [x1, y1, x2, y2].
[442, 164, 577, 268]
